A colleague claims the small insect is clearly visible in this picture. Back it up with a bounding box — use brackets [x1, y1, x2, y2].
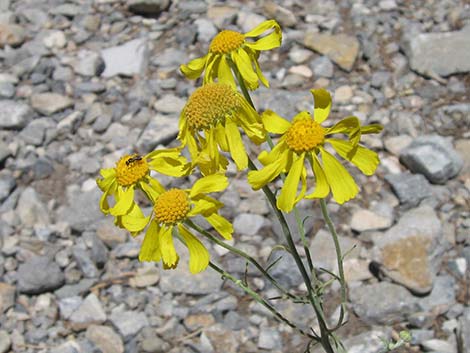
[126, 155, 143, 166]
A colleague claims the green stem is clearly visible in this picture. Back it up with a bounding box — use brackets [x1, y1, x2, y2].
[209, 261, 317, 341]
[319, 199, 347, 330]
[185, 219, 301, 302]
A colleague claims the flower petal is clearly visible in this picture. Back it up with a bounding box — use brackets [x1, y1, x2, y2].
[110, 185, 135, 216]
[205, 213, 233, 240]
[180, 55, 207, 80]
[248, 148, 289, 190]
[139, 178, 164, 203]
[121, 203, 150, 233]
[204, 54, 219, 83]
[361, 124, 383, 134]
[188, 196, 221, 217]
[320, 148, 358, 204]
[190, 174, 228, 197]
[305, 153, 330, 199]
[160, 226, 178, 268]
[225, 119, 248, 170]
[277, 153, 305, 212]
[178, 224, 210, 274]
[327, 138, 380, 176]
[214, 123, 229, 151]
[311, 88, 332, 124]
[232, 49, 259, 89]
[326, 116, 361, 146]
[261, 110, 291, 134]
[96, 168, 116, 191]
[139, 220, 162, 262]
[245, 25, 282, 51]
[218, 55, 236, 88]
[244, 19, 281, 38]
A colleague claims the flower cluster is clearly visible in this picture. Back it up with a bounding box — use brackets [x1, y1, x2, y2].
[97, 19, 382, 275]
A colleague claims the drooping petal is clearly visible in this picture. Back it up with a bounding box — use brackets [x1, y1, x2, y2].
[180, 55, 207, 80]
[258, 138, 288, 165]
[325, 116, 361, 147]
[121, 202, 150, 233]
[139, 220, 162, 262]
[214, 123, 229, 151]
[218, 55, 236, 88]
[248, 148, 290, 190]
[320, 148, 358, 204]
[361, 124, 383, 134]
[190, 174, 228, 197]
[261, 110, 291, 134]
[225, 119, 248, 170]
[109, 185, 135, 216]
[244, 19, 281, 39]
[245, 25, 282, 51]
[311, 88, 332, 124]
[252, 53, 269, 87]
[277, 153, 306, 212]
[96, 168, 116, 192]
[235, 100, 266, 144]
[160, 226, 178, 268]
[147, 149, 189, 177]
[99, 189, 111, 214]
[232, 49, 258, 89]
[139, 178, 164, 203]
[305, 153, 330, 199]
[205, 213, 233, 240]
[188, 196, 221, 217]
[204, 54, 220, 83]
[178, 224, 210, 274]
[327, 138, 380, 176]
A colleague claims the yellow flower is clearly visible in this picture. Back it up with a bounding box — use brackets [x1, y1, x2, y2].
[96, 149, 189, 233]
[138, 174, 233, 274]
[180, 20, 282, 90]
[248, 89, 383, 212]
[179, 82, 265, 175]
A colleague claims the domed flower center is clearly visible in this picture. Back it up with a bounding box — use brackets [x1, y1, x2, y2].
[184, 83, 241, 131]
[154, 189, 190, 225]
[209, 30, 245, 54]
[285, 116, 326, 153]
[115, 154, 149, 187]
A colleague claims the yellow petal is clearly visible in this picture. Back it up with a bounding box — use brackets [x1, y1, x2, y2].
[121, 203, 150, 233]
[214, 123, 229, 151]
[178, 224, 210, 274]
[244, 19, 281, 38]
[327, 138, 380, 176]
[252, 52, 269, 87]
[190, 174, 228, 197]
[139, 178, 164, 203]
[245, 26, 282, 51]
[160, 226, 178, 268]
[261, 110, 291, 134]
[188, 197, 221, 217]
[232, 49, 258, 89]
[205, 213, 233, 240]
[277, 153, 305, 212]
[320, 148, 358, 204]
[97, 168, 116, 191]
[248, 148, 290, 190]
[311, 88, 332, 124]
[204, 54, 219, 83]
[139, 220, 162, 262]
[235, 100, 265, 144]
[258, 138, 288, 165]
[361, 124, 383, 134]
[180, 55, 207, 80]
[110, 186, 135, 216]
[225, 119, 248, 170]
[326, 116, 361, 146]
[99, 190, 111, 214]
[218, 55, 236, 88]
[305, 153, 330, 199]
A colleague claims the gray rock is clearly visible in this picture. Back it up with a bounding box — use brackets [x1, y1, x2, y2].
[263, 1, 296, 27]
[89, 235, 108, 269]
[233, 213, 265, 236]
[16, 187, 50, 227]
[57, 188, 102, 232]
[258, 327, 283, 350]
[101, 38, 149, 77]
[202, 324, 240, 353]
[75, 82, 106, 94]
[69, 293, 107, 330]
[0, 141, 11, 164]
[409, 329, 434, 345]
[30, 93, 74, 116]
[152, 47, 186, 68]
[0, 82, 14, 98]
[136, 115, 179, 153]
[53, 66, 74, 81]
[112, 241, 141, 259]
[416, 276, 456, 315]
[0, 282, 15, 313]
[0, 331, 11, 353]
[349, 281, 418, 325]
[109, 308, 149, 339]
[153, 94, 186, 114]
[58, 296, 83, 320]
[194, 19, 217, 43]
[350, 205, 393, 232]
[49, 3, 83, 17]
[310, 56, 334, 78]
[70, 50, 105, 77]
[19, 118, 54, 146]
[49, 341, 81, 353]
[343, 329, 392, 353]
[17, 256, 65, 294]
[0, 23, 25, 47]
[385, 172, 432, 207]
[72, 247, 99, 278]
[0, 175, 15, 203]
[459, 308, 470, 353]
[421, 339, 456, 353]
[253, 88, 311, 121]
[55, 279, 95, 299]
[402, 27, 470, 77]
[267, 249, 303, 288]
[0, 100, 31, 129]
[128, 0, 170, 16]
[86, 325, 124, 353]
[400, 135, 463, 184]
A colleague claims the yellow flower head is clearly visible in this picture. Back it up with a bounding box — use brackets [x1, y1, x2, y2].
[179, 82, 265, 175]
[248, 89, 383, 212]
[96, 149, 190, 233]
[180, 20, 282, 90]
[138, 174, 233, 274]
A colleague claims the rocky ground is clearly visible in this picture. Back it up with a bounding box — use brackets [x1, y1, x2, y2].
[0, 0, 469, 352]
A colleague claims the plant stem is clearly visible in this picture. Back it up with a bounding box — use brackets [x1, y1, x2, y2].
[208, 261, 317, 340]
[319, 199, 347, 330]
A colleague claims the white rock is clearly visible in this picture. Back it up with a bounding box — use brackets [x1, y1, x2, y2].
[101, 38, 148, 77]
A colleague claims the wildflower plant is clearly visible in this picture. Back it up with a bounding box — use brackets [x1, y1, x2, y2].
[97, 18, 385, 353]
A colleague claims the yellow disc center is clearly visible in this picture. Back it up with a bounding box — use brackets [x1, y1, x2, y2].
[285, 116, 326, 153]
[184, 83, 241, 131]
[209, 30, 245, 54]
[154, 188, 190, 225]
[115, 154, 149, 187]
